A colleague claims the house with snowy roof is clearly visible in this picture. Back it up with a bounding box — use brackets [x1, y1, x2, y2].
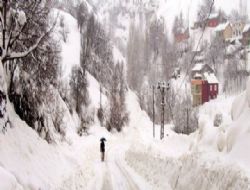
[192, 12, 226, 30]
[215, 22, 233, 41]
[231, 21, 245, 39]
[241, 24, 250, 46]
[207, 13, 220, 28]
[191, 63, 219, 106]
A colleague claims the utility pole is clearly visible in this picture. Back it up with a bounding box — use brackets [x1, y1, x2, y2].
[160, 86, 165, 140]
[186, 107, 189, 135]
[152, 85, 155, 138]
[157, 82, 169, 140]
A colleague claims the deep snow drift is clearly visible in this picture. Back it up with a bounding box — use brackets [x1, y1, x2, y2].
[123, 81, 250, 189]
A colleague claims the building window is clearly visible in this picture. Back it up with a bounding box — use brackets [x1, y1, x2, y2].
[214, 85, 217, 91]
[210, 85, 213, 91]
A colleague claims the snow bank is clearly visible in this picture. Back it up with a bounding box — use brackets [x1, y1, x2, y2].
[0, 101, 104, 189]
[231, 92, 248, 120]
[124, 88, 250, 189]
[126, 147, 250, 190]
[224, 78, 250, 171]
[124, 90, 250, 188]
[0, 105, 68, 188]
[246, 77, 250, 107]
[0, 166, 22, 190]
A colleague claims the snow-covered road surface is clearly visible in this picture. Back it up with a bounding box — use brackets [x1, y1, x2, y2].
[88, 141, 151, 190]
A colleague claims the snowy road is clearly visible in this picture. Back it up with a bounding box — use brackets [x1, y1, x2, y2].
[88, 142, 151, 190]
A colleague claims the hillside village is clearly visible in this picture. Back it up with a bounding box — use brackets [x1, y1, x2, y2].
[173, 1, 250, 105]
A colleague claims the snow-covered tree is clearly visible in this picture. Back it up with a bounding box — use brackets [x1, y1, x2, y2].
[81, 13, 114, 89]
[76, 1, 88, 32]
[70, 65, 89, 115]
[0, 1, 58, 132]
[0, 1, 55, 64]
[107, 62, 128, 132]
[173, 94, 198, 134]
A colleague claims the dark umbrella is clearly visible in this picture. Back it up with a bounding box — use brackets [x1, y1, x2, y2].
[100, 137, 106, 142]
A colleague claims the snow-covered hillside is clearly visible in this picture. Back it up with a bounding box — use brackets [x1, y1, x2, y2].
[89, 0, 250, 47]
[0, 8, 108, 189]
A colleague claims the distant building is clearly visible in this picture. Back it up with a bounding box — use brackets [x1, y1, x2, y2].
[192, 12, 226, 30]
[231, 21, 245, 39]
[191, 64, 219, 106]
[191, 63, 213, 78]
[207, 13, 220, 28]
[174, 28, 189, 43]
[215, 22, 233, 41]
[241, 24, 250, 46]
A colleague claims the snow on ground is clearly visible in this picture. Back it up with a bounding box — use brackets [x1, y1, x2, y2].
[123, 86, 250, 189]
[0, 8, 108, 190]
[2, 4, 250, 190]
[0, 101, 97, 190]
[225, 77, 250, 172]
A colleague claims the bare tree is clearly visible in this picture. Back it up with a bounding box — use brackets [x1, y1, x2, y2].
[197, 0, 215, 23]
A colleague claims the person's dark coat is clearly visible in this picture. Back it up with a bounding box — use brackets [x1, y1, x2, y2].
[100, 141, 105, 152]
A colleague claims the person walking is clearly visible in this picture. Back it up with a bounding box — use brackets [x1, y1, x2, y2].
[100, 138, 106, 162]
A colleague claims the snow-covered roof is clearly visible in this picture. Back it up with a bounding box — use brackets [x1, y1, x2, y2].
[192, 63, 205, 71]
[194, 73, 202, 78]
[204, 72, 219, 84]
[215, 22, 230, 32]
[208, 13, 219, 20]
[243, 24, 250, 33]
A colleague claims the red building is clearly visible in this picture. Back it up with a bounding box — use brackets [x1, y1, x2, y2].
[192, 13, 225, 29]
[207, 14, 220, 28]
[201, 73, 219, 102]
[191, 64, 219, 106]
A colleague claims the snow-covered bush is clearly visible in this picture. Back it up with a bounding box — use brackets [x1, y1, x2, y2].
[173, 94, 199, 134]
[78, 106, 95, 136]
[97, 107, 105, 126]
[214, 113, 223, 127]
